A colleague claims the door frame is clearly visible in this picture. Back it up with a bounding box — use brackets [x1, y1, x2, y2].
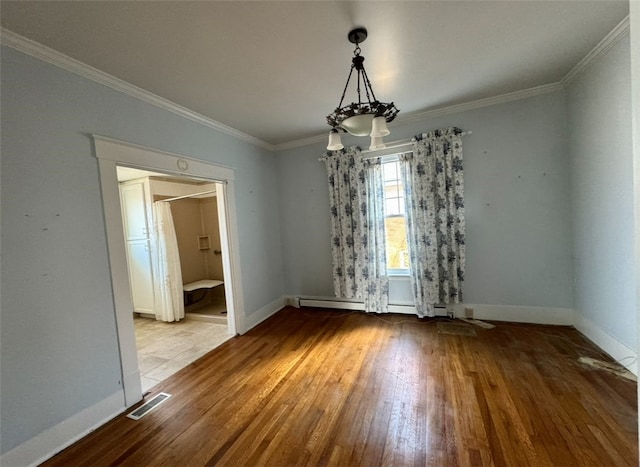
[93, 135, 246, 407]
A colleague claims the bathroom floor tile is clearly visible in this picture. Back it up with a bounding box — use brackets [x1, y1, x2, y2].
[134, 316, 230, 390]
[138, 354, 169, 373]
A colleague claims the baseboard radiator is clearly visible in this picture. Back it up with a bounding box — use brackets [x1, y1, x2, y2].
[294, 296, 449, 316]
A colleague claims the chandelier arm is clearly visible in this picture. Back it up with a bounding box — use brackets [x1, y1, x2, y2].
[336, 65, 356, 113]
[356, 68, 363, 107]
[361, 68, 374, 105]
[360, 67, 377, 104]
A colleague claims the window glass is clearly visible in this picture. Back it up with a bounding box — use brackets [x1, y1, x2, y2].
[381, 157, 410, 273]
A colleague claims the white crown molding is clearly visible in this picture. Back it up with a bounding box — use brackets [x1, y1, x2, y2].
[2, 13, 628, 153]
[274, 133, 329, 152]
[561, 15, 630, 86]
[272, 82, 564, 152]
[271, 15, 630, 152]
[3, 23, 562, 154]
[0, 28, 275, 152]
[396, 82, 564, 127]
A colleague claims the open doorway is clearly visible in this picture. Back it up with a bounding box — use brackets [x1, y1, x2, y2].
[95, 135, 246, 407]
[116, 166, 233, 392]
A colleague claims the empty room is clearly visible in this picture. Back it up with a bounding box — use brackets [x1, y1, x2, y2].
[1, 1, 639, 466]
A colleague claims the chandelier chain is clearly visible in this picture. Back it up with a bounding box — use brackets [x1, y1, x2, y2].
[361, 67, 375, 104]
[335, 64, 356, 122]
[357, 66, 363, 106]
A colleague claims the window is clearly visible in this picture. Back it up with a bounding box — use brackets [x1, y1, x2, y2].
[382, 155, 410, 275]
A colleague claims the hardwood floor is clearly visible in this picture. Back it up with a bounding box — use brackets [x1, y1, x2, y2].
[43, 307, 637, 466]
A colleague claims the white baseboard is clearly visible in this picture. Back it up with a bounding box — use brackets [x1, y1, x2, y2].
[295, 296, 423, 314]
[243, 296, 287, 332]
[573, 313, 638, 376]
[298, 297, 364, 311]
[449, 303, 575, 326]
[295, 296, 574, 324]
[0, 391, 125, 467]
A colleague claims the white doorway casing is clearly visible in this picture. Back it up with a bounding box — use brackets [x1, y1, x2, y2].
[94, 135, 246, 407]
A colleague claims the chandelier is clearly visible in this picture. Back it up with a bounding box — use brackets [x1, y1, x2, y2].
[326, 27, 399, 151]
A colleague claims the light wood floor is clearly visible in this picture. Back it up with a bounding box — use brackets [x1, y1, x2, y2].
[43, 307, 637, 466]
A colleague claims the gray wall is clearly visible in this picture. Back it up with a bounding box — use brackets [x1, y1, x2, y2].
[566, 34, 637, 349]
[277, 90, 574, 309]
[0, 46, 284, 453]
[630, 0, 640, 431]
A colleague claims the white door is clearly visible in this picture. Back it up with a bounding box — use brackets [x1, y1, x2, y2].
[120, 182, 149, 240]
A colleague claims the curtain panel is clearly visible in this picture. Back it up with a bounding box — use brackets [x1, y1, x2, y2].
[362, 158, 389, 313]
[152, 201, 185, 322]
[324, 148, 388, 313]
[400, 128, 466, 317]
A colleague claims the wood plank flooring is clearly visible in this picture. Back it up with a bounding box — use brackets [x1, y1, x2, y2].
[43, 307, 638, 466]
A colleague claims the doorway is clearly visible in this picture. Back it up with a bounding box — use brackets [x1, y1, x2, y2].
[116, 166, 232, 392]
[95, 135, 246, 407]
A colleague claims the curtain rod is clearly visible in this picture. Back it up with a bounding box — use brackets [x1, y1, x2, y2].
[362, 138, 414, 159]
[318, 131, 472, 161]
[160, 189, 216, 203]
[362, 138, 414, 155]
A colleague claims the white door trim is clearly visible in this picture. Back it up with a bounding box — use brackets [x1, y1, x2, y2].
[93, 135, 245, 407]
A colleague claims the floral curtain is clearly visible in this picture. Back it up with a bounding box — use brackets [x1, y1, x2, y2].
[152, 201, 185, 322]
[324, 148, 388, 313]
[362, 158, 389, 313]
[400, 128, 466, 317]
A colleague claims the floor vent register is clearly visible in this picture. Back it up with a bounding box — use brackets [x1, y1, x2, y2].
[127, 392, 172, 420]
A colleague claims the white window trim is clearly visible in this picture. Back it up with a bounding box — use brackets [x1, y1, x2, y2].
[387, 268, 411, 277]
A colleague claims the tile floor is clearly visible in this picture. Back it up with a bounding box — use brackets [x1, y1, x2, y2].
[134, 316, 232, 393]
[185, 302, 228, 325]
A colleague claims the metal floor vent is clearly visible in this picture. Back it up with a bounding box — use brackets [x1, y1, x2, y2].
[127, 392, 172, 420]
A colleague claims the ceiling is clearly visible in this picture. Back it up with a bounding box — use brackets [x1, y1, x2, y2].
[0, 1, 630, 147]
